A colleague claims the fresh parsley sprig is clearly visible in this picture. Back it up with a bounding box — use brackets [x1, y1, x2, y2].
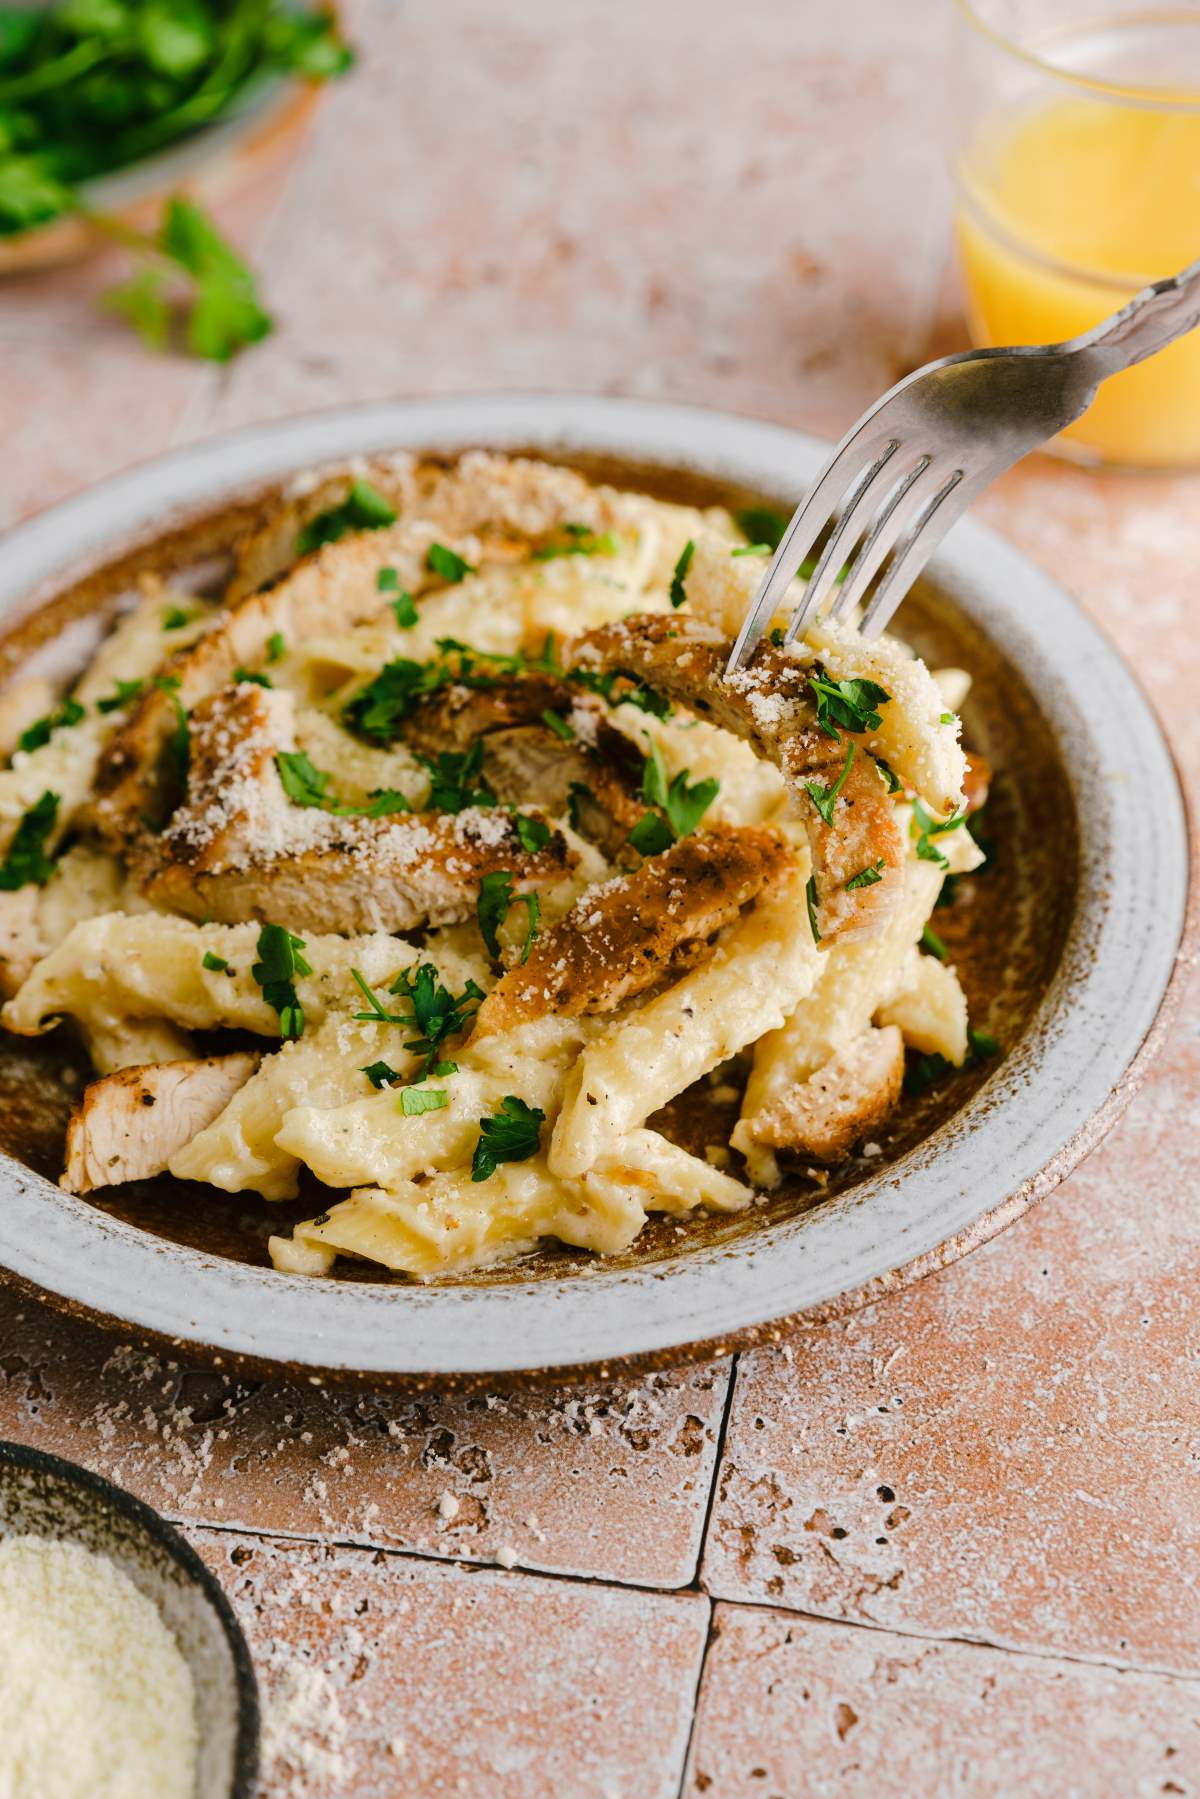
[845, 858, 885, 891]
[628, 737, 718, 855]
[351, 962, 483, 1081]
[471, 1095, 545, 1182]
[532, 522, 620, 561]
[0, 790, 59, 889]
[275, 749, 410, 818]
[297, 478, 397, 556]
[17, 697, 85, 754]
[809, 671, 890, 742]
[251, 923, 310, 1040]
[416, 741, 496, 814]
[101, 196, 273, 363]
[911, 799, 966, 869]
[477, 870, 540, 963]
[805, 741, 855, 827]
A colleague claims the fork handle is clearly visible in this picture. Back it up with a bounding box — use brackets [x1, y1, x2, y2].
[1073, 256, 1200, 376]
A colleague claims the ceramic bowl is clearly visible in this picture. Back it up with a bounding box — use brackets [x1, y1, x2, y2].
[0, 395, 1188, 1384]
[0, 1440, 258, 1795]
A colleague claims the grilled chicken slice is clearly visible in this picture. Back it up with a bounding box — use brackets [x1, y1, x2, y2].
[743, 1024, 904, 1164]
[138, 682, 572, 932]
[568, 614, 906, 940]
[62, 1051, 258, 1194]
[474, 824, 794, 1035]
[402, 673, 576, 758]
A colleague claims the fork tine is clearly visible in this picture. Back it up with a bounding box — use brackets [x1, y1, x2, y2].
[826, 454, 943, 623]
[780, 440, 904, 648]
[857, 469, 970, 639]
[725, 435, 898, 673]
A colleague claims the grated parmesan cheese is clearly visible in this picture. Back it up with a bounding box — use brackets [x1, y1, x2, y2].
[0, 1535, 197, 1799]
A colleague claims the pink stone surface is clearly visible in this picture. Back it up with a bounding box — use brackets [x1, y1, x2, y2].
[191, 1527, 708, 1799]
[686, 1605, 1200, 1798]
[1, 0, 1198, 1788]
[0, 1292, 728, 1589]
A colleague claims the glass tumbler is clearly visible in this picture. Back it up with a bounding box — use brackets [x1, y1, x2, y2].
[952, 0, 1200, 468]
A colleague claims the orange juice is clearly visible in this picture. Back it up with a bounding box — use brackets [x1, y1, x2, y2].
[956, 65, 1200, 465]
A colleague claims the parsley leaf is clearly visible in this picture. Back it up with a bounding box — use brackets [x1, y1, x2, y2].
[266, 632, 286, 664]
[234, 667, 272, 688]
[809, 672, 891, 742]
[874, 757, 902, 795]
[343, 657, 439, 743]
[17, 697, 85, 754]
[845, 858, 885, 891]
[541, 708, 574, 742]
[477, 871, 541, 963]
[911, 800, 965, 869]
[627, 811, 674, 857]
[968, 1028, 999, 1059]
[567, 667, 672, 720]
[391, 591, 419, 627]
[470, 1094, 545, 1182]
[805, 873, 821, 944]
[251, 923, 310, 1039]
[805, 741, 855, 827]
[669, 539, 695, 609]
[514, 812, 550, 854]
[400, 1086, 449, 1116]
[297, 478, 397, 555]
[940, 712, 956, 725]
[0, 790, 59, 889]
[275, 750, 411, 818]
[532, 522, 620, 561]
[377, 566, 399, 592]
[352, 962, 484, 1080]
[417, 740, 495, 814]
[96, 678, 144, 715]
[905, 1026, 1000, 1097]
[640, 738, 719, 840]
[734, 506, 789, 550]
[426, 542, 475, 584]
[202, 950, 229, 973]
[566, 781, 591, 831]
[362, 1060, 399, 1089]
[920, 922, 949, 961]
[162, 606, 191, 630]
[163, 197, 273, 363]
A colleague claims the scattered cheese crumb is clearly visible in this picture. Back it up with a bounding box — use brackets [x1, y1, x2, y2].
[436, 1491, 460, 1521]
[494, 1544, 518, 1570]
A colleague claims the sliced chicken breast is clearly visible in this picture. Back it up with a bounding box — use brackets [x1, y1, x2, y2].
[62, 1051, 259, 1194]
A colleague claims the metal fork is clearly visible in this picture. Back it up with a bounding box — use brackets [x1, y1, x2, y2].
[727, 255, 1200, 672]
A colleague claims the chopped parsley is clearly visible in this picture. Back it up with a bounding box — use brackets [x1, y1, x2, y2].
[297, 478, 397, 554]
[911, 800, 966, 869]
[202, 950, 229, 973]
[342, 638, 556, 744]
[845, 858, 885, 891]
[426, 542, 475, 584]
[532, 522, 620, 561]
[154, 675, 190, 790]
[0, 791, 59, 889]
[352, 961, 483, 1080]
[251, 923, 310, 1039]
[874, 757, 902, 795]
[809, 671, 890, 742]
[734, 505, 789, 550]
[233, 667, 272, 688]
[267, 632, 286, 663]
[627, 812, 675, 857]
[567, 666, 672, 720]
[17, 697, 85, 754]
[805, 741, 855, 827]
[162, 606, 192, 630]
[470, 1095, 545, 1183]
[920, 922, 949, 961]
[541, 708, 575, 742]
[805, 873, 821, 944]
[362, 1060, 400, 1089]
[96, 678, 144, 715]
[275, 750, 411, 818]
[391, 591, 419, 627]
[477, 870, 540, 963]
[669, 539, 695, 609]
[940, 711, 956, 725]
[400, 1086, 449, 1116]
[566, 781, 591, 831]
[905, 1027, 1000, 1096]
[514, 812, 551, 854]
[640, 738, 719, 840]
[731, 543, 770, 558]
[377, 566, 399, 592]
[417, 740, 495, 813]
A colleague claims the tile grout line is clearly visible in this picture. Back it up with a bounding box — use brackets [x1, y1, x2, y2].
[673, 1598, 717, 1799]
[689, 1351, 740, 1588]
[700, 1589, 1200, 1689]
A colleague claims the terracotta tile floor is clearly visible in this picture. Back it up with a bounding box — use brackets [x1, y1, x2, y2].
[1, 1, 1197, 1791]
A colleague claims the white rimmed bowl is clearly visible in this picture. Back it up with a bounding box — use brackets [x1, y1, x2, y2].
[0, 394, 1189, 1385]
